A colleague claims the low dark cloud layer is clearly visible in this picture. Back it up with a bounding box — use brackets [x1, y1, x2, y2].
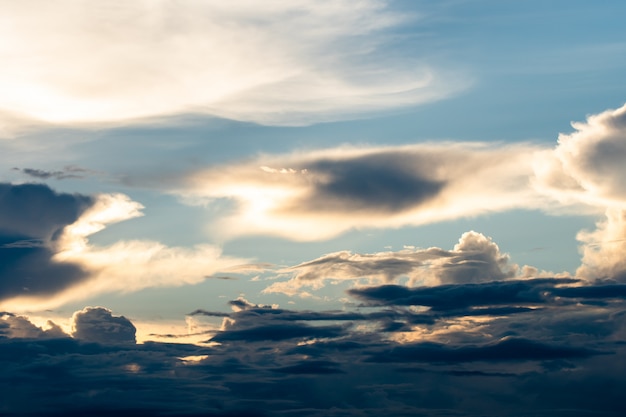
[0, 279, 626, 417]
[3, 275, 626, 417]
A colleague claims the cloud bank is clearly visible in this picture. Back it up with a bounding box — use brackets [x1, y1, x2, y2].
[3, 274, 626, 417]
[0, 0, 466, 135]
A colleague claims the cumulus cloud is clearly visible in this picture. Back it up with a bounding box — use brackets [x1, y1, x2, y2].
[71, 307, 136, 345]
[531, 104, 626, 282]
[0, 313, 67, 339]
[533, 103, 626, 208]
[0, 0, 467, 135]
[264, 231, 545, 296]
[0, 183, 257, 312]
[180, 143, 543, 241]
[576, 208, 626, 282]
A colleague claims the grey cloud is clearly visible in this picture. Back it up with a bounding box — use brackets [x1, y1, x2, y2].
[0, 182, 94, 240]
[0, 183, 95, 301]
[365, 337, 603, 364]
[3, 291, 626, 416]
[0, 313, 67, 339]
[71, 307, 136, 345]
[13, 166, 94, 181]
[348, 278, 578, 310]
[210, 322, 346, 343]
[297, 153, 445, 213]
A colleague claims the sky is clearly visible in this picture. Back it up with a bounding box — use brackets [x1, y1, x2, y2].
[2, 0, 626, 416]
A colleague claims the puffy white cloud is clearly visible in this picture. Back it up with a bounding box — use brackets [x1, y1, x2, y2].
[577, 208, 626, 282]
[179, 143, 543, 241]
[533, 103, 626, 209]
[71, 306, 136, 344]
[531, 104, 626, 282]
[0, 0, 466, 135]
[264, 231, 548, 296]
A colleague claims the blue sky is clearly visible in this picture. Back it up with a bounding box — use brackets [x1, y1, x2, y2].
[2, 1, 626, 416]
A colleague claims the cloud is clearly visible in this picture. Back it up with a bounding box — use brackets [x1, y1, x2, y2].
[348, 278, 578, 310]
[533, 103, 626, 209]
[0, 0, 467, 135]
[71, 307, 136, 345]
[0, 183, 257, 312]
[12, 165, 95, 181]
[365, 337, 602, 364]
[180, 143, 543, 241]
[530, 104, 626, 282]
[0, 183, 93, 300]
[2, 283, 626, 416]
[0, 182, 94, 240]
[264, 231, 548, 296]
[0, 313, 67, 339]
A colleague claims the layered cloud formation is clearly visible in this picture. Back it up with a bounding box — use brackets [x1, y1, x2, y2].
[2, 276, 626, 416]
[0, 183, 254, 311]
[0, 0, 465, 135]
[180, 143, 542, 240]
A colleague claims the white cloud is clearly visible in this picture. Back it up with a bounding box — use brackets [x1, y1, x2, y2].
[0, 0, 467, 135]
[0, 192, 259, 312]
[179, 143, 545, 241]
[264, 231, 554, 296]
[532, 103, 626, 209]
[532, 103, 626, 281]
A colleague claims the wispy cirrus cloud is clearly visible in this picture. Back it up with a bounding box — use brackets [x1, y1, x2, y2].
[0, 0, 467, 136]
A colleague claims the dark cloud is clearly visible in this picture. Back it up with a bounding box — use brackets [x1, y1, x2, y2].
[71, 307, 137, 345]
[348, 278, 578, 310]
[0, 313, 67, 339]
[3, 291, 626, 417]
[300, 153, 445, 213]
[210, 322, 346, 343]
[12, 165, 94, 181]
[0, 183, 97, 300]
[0, 182, 93, 240]
[365, 337, 604, 364]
